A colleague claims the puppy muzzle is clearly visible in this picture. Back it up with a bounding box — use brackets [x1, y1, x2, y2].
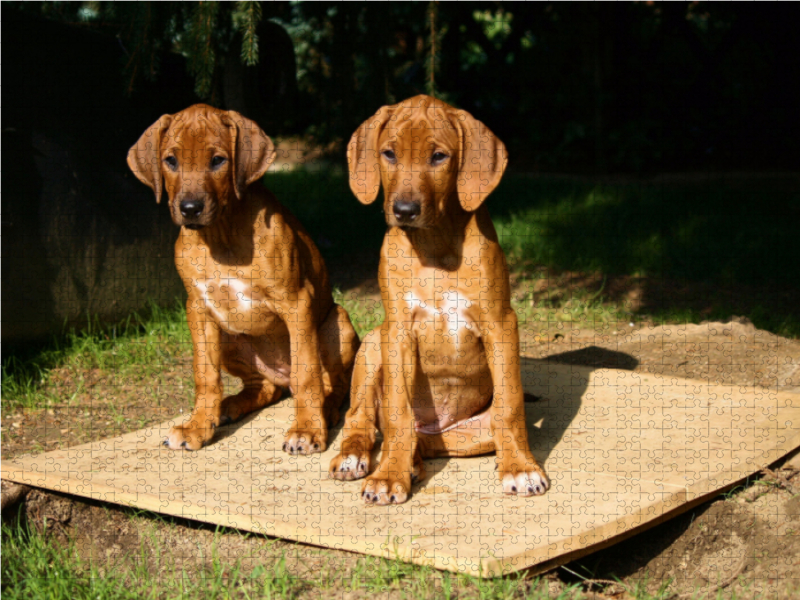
[174, 195, 213, 229]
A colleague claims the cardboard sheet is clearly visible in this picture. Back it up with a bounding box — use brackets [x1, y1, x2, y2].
[4, 359, 799, 576]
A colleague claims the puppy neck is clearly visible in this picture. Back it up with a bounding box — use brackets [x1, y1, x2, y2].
[403, 192, 476, 271]
[190, 185, 261, 265]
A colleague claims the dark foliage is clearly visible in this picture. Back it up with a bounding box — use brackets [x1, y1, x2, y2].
[7, 2, 800, 173]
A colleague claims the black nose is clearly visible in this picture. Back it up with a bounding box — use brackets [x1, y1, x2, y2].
[393, 200, 420, 222]
[179, 199, 205, 219]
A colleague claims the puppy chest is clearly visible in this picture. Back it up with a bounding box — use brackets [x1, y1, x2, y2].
[405, 290, 482, 352]
[196, 278, 281, 334]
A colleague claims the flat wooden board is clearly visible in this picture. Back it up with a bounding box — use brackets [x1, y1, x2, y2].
[3, 359, 800, 577]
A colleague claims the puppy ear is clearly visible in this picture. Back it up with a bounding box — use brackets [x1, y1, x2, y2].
[347, 106, 394, 204]
[224, 110, 276, 199]
[127, 114, 172, 203]
[453, 109, 507, 212]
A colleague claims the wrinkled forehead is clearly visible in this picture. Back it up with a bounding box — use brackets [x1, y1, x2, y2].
[163, 109, 231, 151]
[379, 105, 459, 150]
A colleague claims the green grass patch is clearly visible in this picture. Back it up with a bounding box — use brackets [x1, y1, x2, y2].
[490, 177, 798, 284]
[0, 520, 305, 600]
[0, 291, 386, 413]
[272, 170, 799, 336]
[0, 518, 575, 600]
[489, 176, 800, 336]
[9, 514, 765, 600]
[334, 288, 385, 338]
[513, 292, 633, 329]
[1, 300, 191, 412]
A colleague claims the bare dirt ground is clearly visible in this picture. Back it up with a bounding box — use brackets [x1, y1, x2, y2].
[3, 284, 800, 598]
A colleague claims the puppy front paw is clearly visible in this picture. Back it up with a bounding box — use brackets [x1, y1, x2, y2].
[283, 427, 326, 455]
[500, 464, 550, 497]
[361, 472, 411, 505]
[330, 452, 370, 480]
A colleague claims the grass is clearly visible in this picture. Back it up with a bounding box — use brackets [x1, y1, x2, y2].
[273, 170, 799, 337]
[0, 519, 307, 600]
[488, 176, 800, 337]
[2, 517, 716, 600]
[511, 280, 634, 328]
[3, 515, 773, 600]
[0, 292, 380, 413]
[1, 299, 191, 412]
[335, 288, 384, 338]
[487, 176, 798, 284]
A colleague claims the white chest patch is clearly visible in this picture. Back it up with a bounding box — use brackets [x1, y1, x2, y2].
[405, 290, 475, 339]
[196, 278, 268, 332]
[227, 279, 254, 311]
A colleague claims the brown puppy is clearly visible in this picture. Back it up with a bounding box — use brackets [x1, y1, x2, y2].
[329, 95, 549, 504]
[128, 104, 359, 453]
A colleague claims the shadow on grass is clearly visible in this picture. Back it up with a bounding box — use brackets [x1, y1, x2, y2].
[274, 169, 799, 337]
[267, 169, 387, 262]
[1, 299, 190, 411]
[491, 173, 799, 336]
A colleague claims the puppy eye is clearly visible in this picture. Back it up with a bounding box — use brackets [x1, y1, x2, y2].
[164, 156, 178, 170]
[381, 150, 396, 162]
[210, 156, 226, 169]
[431, 152, 448, 165]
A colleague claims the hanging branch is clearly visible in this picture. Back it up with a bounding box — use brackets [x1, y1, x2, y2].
[237, 0, 262, 66]
[425, 1, 438, 98]
[122, 3, 153, 94]
[187, 1, 220, 99]
[424, 1, 448, 99]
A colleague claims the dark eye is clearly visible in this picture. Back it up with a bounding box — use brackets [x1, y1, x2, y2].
[431, 152, 448, 165]
[164, 156, 178, 170]
[210, 156, 226, 169]
[381, 150, 396, 162]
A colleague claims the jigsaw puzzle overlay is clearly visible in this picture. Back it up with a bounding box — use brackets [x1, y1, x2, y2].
[4, 361, 799, 576]
[5, 94, 799, 591]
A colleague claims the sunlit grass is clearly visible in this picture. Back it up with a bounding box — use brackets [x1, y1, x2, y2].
[0, 519, 305, 600]
[334, 289, 384, 339]
[3, 515, 769, 600]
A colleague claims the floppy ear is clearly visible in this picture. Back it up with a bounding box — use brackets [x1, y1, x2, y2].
[347, 106, 394, 204]
[224, 110, 276, 199]
[127, 114, 172, 203]
[453, 109, 507, 212]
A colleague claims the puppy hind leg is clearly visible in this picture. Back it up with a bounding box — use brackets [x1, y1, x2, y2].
[219, 379, 282, 425]
[411, 447, 426, 482]
[319, 303, 361, 428]
[219, 333, 283, 424]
